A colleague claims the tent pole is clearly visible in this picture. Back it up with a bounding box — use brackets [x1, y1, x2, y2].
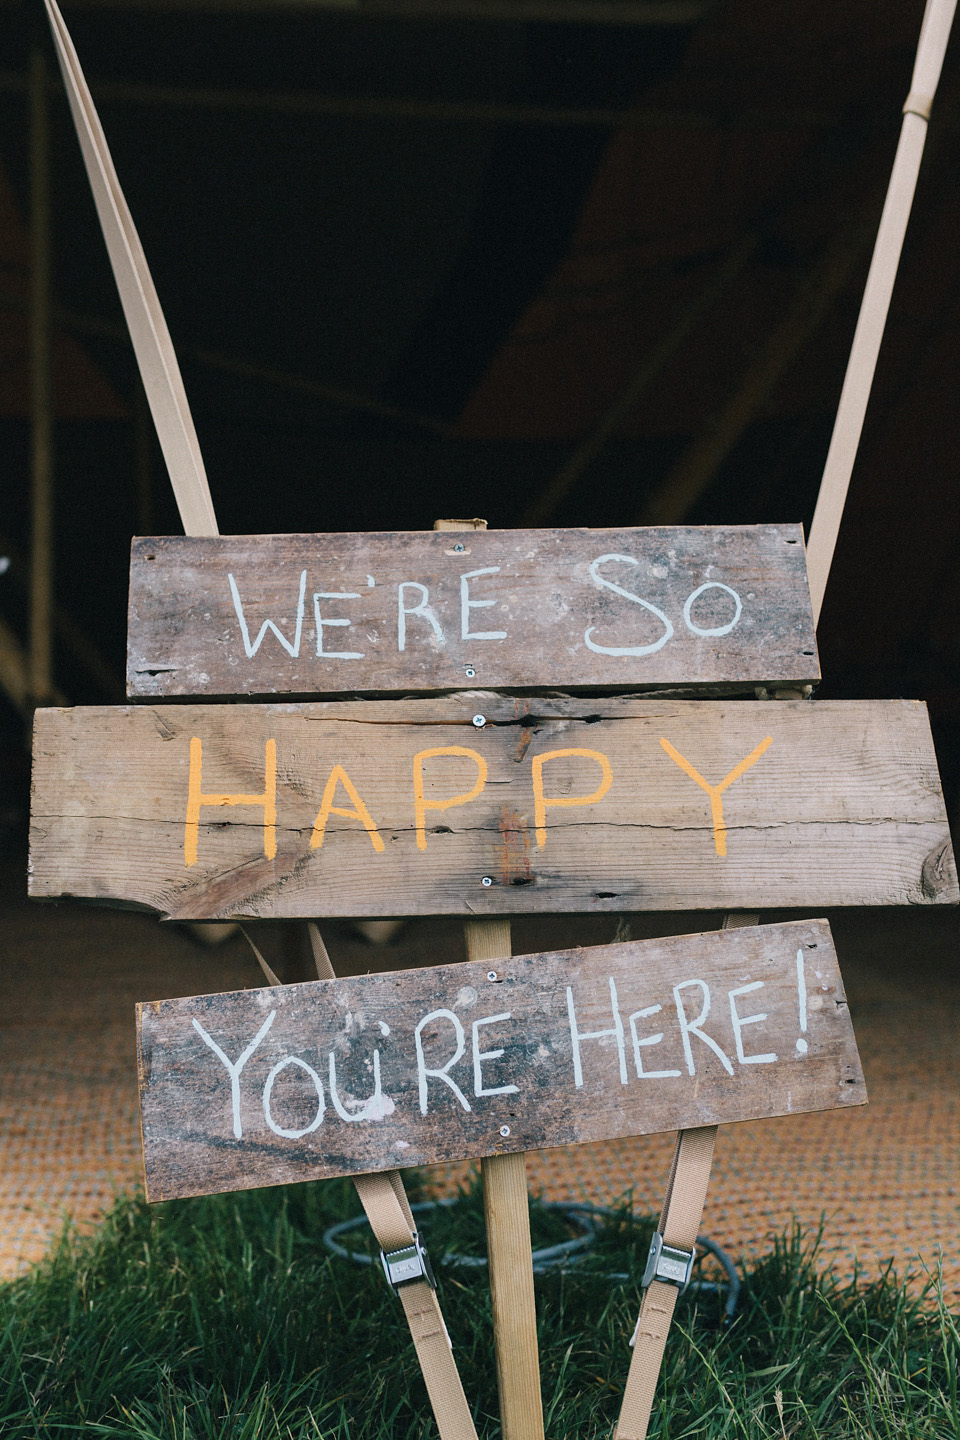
[29, 46, 54, 709]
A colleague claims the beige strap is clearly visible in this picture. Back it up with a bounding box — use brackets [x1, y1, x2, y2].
[614, 911, 753, 1440]
[41, 0, 218, 538]
[806, 0, 956, 623]
[351, 1171, 479, 1440]
[233, 925, 479, 1440]
[615, 1126, 717, 1440]
[305, 925, 479, 1440]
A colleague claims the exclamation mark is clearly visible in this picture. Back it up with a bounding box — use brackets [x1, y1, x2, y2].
[795, 948, 808, 1054]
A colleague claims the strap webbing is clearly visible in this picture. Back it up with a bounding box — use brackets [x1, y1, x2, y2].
[41, 0, 218, 538]
[245, 926, 478, 1440]
[614, 1126, 717, 1440]
[235, 927, 481, 1440]
[614, 911, 756, 1439]
[306, 927, 480, 1440]
[806, 0, 957, 623]
[353, 1170, 479, 1440]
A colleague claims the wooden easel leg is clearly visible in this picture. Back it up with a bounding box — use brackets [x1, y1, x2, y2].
[437, 512, 544, 1437]
[483, 1151, 543, 1440]
[465, 918, 545, 1440]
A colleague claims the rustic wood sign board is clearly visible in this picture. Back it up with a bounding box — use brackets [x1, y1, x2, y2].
[137, 918, 864, 1202]
[126, 525, 819, 699]
[30, 696, 957, 918]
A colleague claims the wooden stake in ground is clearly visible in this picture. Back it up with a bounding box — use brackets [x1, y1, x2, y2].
[435, 518, 544, 1440]
[465, 917, 544, 1440]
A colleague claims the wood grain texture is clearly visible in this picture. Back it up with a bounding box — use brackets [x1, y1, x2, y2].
[463, 918, 545, 1440]
[126, 526, 819, 698]
[483, 1150, 543, 1440]
[439, 514, 544, 1440]
[29, 696, 957, 917]
[136, 919, 864, 1202]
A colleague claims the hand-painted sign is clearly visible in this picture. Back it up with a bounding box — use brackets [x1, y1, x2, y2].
[126, 525, 818, 698]
[136, 919, 865, 1201]
[29, 696, 956, 917]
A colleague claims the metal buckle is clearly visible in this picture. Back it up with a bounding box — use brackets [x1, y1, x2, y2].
[641, 1231, 695, 1292]
[380, 1231, 436, 1292]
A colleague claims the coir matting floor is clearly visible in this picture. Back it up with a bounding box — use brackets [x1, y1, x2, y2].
[1, 845, 957, 1298]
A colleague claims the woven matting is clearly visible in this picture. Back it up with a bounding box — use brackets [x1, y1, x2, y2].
[1, 868, 956, 1297]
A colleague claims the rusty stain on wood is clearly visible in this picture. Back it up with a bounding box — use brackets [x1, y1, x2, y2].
[137, 918, 865, 1202]
[498, 808, 531, 887]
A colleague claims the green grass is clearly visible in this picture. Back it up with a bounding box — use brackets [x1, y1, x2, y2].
[1, 1178, 956, 1439]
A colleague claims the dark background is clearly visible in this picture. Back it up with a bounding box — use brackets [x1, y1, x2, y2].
[1, 0, 958, 831]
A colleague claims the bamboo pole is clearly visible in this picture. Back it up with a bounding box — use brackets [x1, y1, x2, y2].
[807, 0, 958, 623]
[29, 47, 54, 708]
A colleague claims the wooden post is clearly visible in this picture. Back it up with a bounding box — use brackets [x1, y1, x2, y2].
[464, 919, 544, 1440]
[29, 46, 54, 708]
[434, 516, 544, 1440]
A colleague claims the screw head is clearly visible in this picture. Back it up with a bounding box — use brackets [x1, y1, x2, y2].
[464, 666, 476, 678]
[487, 970, 498, 982]
[453, 542, 465, 552]
[472, 713, 486, 728]
[481, 876, 493, 887]
[499, 1125, 511, 1138]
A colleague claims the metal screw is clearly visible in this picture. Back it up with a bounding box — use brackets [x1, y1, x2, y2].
[499, 1125, 511, 1138]
[487, 970, 498, 982]
[464, 666, 476, 678]
[453, 542, 465, 552]
[472, 713, 486, 728]
[481, 876, 493, 887]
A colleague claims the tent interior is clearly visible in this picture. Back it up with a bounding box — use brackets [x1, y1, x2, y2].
[0, 0, 959, 806]
[0, 0, 958, 1288]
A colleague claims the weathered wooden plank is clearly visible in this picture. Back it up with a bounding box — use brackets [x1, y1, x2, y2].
[29, 696, 957, 917]
[126, 525, 819, 698]
[137, 918, 865, 1202]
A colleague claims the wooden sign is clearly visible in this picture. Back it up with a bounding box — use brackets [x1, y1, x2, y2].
[30, 696, 956, 917]
[126, 525, 819, 699]
[137, 918, 865, 1201]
